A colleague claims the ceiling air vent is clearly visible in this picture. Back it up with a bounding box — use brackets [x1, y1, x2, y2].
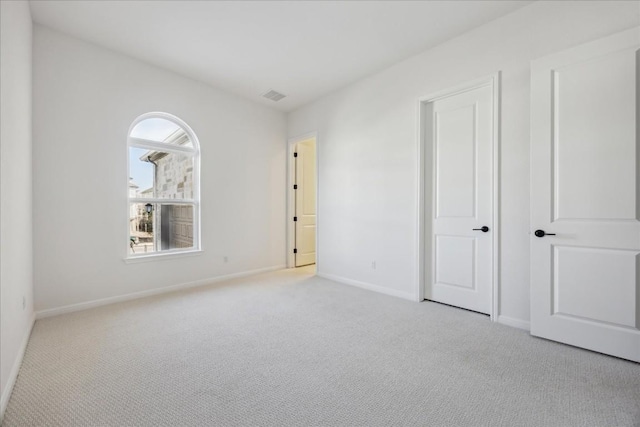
[262, 89, 286, 102]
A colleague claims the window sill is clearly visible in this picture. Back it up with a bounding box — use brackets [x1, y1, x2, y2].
[124, 249, 204, 264]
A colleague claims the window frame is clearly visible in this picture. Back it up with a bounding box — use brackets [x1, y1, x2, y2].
[126, 112, 201, 260]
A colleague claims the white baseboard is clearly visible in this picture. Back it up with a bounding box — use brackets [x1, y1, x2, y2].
[0, 313, 35, 422]
[317, 272, 415, 301]
[35, 265, 286, 320]
[497, 315, 530, 331]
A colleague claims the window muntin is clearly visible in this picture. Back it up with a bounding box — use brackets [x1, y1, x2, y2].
[127, 113, 200, 257]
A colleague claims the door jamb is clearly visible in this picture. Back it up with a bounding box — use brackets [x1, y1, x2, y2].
[287, 132, 318, 269]
[416, 73, 501, 321]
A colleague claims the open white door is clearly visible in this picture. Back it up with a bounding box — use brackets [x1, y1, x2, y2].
[530, 28, 640, 362]
[294, 139, 316, 267]
[425, 82, 495, 315]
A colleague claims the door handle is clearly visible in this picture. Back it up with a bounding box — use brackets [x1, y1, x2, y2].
[472, 226, 489, 232]
[534, 229, 556, 238]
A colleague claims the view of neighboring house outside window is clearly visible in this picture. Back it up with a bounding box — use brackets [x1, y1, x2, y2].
[127, 114, 200, 257]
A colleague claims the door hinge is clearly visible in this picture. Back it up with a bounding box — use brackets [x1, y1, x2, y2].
[293, 216, 297, 221]
[294, 152, 298, 157]
[293, 184, 298, 190]
[293, 248, 297, 254]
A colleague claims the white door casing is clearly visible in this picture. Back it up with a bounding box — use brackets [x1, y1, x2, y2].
[295, 139, 317, 267]
[423, 81, 496, 315]
[530, 28, 640, 362]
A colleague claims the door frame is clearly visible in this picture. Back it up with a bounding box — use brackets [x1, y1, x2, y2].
[287, 132, 319, 269]
[416, 73, 501, 320]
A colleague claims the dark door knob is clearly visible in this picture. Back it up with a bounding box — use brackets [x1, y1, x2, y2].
[472, 226, 489, 232]
[534, 229, 556, 238]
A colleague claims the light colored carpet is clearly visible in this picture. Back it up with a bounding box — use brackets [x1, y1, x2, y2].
[3, 267, 639, 426]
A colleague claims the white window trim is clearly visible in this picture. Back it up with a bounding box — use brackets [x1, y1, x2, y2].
[123, 249, 204, 264]
[126, 112, 201, 261]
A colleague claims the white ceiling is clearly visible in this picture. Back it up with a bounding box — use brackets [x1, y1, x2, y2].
[30, 1, 532, 112]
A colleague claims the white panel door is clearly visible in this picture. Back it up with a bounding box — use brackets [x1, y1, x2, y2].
[426, 84, 494, 314]
[295, 140, 316, 267]
[530, 28, 640, 362]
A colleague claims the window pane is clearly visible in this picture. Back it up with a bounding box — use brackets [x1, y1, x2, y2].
[159, 204, 194, 250]
[129, 203, 194, 254]
[129, 147, 154, 197]
[129, 203, 155, 255]
[129, 148, 195, 199]
[130, 118, 193, 147]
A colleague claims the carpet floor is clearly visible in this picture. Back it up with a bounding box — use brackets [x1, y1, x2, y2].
[3, 267, 639, 426]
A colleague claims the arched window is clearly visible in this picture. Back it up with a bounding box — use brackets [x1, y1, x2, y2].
[127, 113, 200, 257]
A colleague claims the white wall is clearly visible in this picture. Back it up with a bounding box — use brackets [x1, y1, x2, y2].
[0, 0, 34, 416]
[33, 26, 287, 312]
[287, 1, 640, 326]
